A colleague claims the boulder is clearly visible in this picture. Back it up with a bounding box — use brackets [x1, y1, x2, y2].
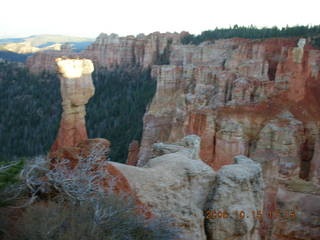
[205, 155, 264, 240]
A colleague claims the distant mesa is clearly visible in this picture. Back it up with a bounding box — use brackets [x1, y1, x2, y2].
[0, 34, 94, 55]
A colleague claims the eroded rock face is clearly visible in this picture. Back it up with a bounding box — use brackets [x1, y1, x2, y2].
[111, 136, 263, 240]
[270, 182, 320, 240]
[112, 136, 215, 240]
[205, 155, 264, 240]
[26, 45, 75, 74]
[36, 34, 319, 239]
[126, 140, 140, 166]
[50, 58, 95, 154]
[138, 38, 305, 165]
[26, 32, 186, 74]
[83, 32, 183, 69]
[252, 111, 305, 179]
[138, 38, 320, 239]
[45, 53, 265, 239]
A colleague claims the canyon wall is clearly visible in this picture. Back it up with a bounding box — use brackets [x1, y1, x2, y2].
[138, 37, 320, 240]
[48, 57, 264, 239]
[28, 33, 320, 239]
[82, 32, 183, 68]
[26, 32, 186, 73]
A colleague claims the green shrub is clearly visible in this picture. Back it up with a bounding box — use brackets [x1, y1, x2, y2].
[0, 160, 24, 207]
[0, 154, 179, 240]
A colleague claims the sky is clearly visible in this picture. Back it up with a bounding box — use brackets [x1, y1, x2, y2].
[0, 0, 319, 39]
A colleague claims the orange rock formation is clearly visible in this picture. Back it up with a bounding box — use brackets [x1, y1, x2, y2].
[49, 58, 152, 219]
[126, 140, 140, 166]
[138, 37, 320, 240]
[32, 34, 320, 240]
[50, 58, 95, 154]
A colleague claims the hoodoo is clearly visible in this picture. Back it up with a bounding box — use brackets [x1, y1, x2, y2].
[50, 58, 95, 154]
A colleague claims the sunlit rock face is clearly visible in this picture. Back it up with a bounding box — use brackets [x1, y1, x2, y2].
[50, 58, 95, 154]
[83, 32, 183, 69]
[111, 136, 263, 240]
[29, 33, 320, 239]
[138, 38, 320, 239]
[56, 58, 94, 78]
[138, 38, 299, 166]
[26, 32, 186, 74]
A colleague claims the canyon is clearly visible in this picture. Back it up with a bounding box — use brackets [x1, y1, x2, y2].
[28, 33, 320, 239]
[138, 37, 320, 240]
[49, 58, 263, 240]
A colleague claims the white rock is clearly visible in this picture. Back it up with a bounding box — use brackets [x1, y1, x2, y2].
[205, 155, 264, 240]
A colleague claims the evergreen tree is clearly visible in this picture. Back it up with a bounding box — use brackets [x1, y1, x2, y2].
[181, 25, 320, 47]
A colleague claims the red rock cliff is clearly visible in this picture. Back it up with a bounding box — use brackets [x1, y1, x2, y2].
[26, 32, 185, 73]
[138, 37, 320, 240]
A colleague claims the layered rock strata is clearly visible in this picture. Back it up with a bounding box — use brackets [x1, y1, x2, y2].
[138, 38, 320, 240]
[50, 58, 95, 154]
[83, 32, 184, 69]
[26, 32, 186, 74]
[48, 58, 153, 218]
[32, 34, 320, 239]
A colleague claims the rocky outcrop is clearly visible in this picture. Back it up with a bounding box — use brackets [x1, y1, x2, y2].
[138, 37, 320, 239]
[138, 38, 302, 165]
[111, 136, 263, 240]
[26, 32, 186, 74]
[269, 180, 320, 240]
[50, 58, 95, 154]
[82, 32, 183, 69]
[26, 45, 76, 74]
[112, 135, 215, 240]
[33, 33, 320, 239]
[126, 140, 140, 166]
[50, 138, 110, 168]
[205, 155, 264, 240]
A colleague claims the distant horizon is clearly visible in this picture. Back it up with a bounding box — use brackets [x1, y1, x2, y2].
[1, 24, 320, 40]
[1, 0, 319, 39]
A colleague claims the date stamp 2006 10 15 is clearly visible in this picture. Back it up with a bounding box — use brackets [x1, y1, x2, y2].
[205, 210, 297, 220]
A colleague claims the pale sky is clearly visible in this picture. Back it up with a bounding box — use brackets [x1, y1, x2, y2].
[0, 0, 319, 38]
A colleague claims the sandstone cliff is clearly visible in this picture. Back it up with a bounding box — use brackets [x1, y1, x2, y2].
[138, 37, 320, 240]
[47, 69, 264, 240]
[26, 32, 186, 74]
[46, 56, 264, 239]
[82, 32, 183, 69]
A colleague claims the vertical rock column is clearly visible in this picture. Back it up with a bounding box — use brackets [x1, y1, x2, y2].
[50, 58, 95, 154]
[126, 140, 140, 166]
